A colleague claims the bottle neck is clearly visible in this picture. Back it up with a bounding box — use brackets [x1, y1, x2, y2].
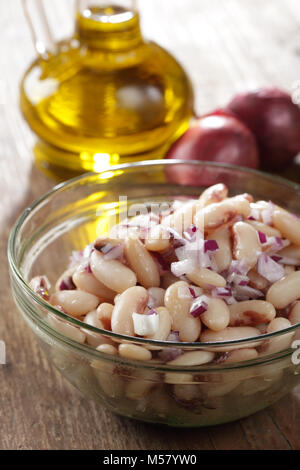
[75, 1, 143, 50]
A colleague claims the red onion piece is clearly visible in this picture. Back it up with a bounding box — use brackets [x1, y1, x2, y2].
[146, 308, 158, 316]
[258, 231, 267, 244]
[228, 259, 250, 276]
[59, 276, 76, 291]
[257, 253, 285, 283]
[190, 295, 209, 317]
[204, 239, 219, 253]
[158, 348, 182, 362]
[189, 287, 197, 298]
[103, 243, 123, 260]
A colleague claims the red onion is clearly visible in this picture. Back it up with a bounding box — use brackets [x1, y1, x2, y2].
[228, 259, 250, 276]
[190, 296, 209, 317]
[189, 287, 197, 298]
[59, 276, 76, 291]
[258, 231, 267, 244]
[165, 114, 259, 187]
[158, 348, 182, 362]
[204, 239, 219, 253]
[146, 308, 158, 316]
[257, 253, 285, 283]
[103, 243, 123, 260]
[227, 88, 300, 170]
[233, 284, 264, 300]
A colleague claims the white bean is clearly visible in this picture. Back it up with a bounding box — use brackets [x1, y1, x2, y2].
[111, 286, 148, 336]
[232, 221, 261, 268]
[124, 237, 160, 288]
[198, 183, 228, 208]
[201, 298, 230, 332]
[164, 281, 201, 342]
[119, 343, 152, 361]
[125, 369, 157, 400]
[229, 300, 276, 327]
[73, 267, 116, 301]
[247, 269, 269, 291]
[96, 303, 113, 330]
[47, 313, 86, 343]
[273, 208, 300, 246]
[278, 244, 300, 261]
[187, 267, 226, 288]
[92, 362, 124, 398]
[246, 220, 282, 237]
[144, 225, 170, 252]
[90, 249, 137, 293]
[259, 317, 294, 355]
[162, 199, 198, 236]
[208, 227, 232, 272]
[50, 290, 99, 317]
[194, 195, 251, 231]
[96, 344, 118, 355]
[266, 271, 300, 308]
[225, 348, 258, 363]
[82, 310, 113, 348]
[200, 326, 261, 351]
[167, 350, 215, 366]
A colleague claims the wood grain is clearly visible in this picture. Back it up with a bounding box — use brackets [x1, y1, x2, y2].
[1, 0, 300, 450]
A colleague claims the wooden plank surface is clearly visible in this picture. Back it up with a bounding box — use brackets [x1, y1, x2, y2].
[1, 0, 300, 450]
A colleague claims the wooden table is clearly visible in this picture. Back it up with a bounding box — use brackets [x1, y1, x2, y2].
[1, 0, 300, 450]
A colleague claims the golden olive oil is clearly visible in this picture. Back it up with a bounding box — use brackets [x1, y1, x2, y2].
[21, 5, 194, 178]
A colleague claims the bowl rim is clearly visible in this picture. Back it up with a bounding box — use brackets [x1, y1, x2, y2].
[7, 159, 300, 365]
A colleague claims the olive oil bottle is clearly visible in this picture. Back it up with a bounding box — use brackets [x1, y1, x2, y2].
[21, 0, 194, 178]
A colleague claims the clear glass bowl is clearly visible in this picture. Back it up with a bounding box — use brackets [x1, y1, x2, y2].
[8, 160, 300, 427]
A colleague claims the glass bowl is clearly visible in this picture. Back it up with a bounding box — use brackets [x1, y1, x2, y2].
[8, 160, 300, 427]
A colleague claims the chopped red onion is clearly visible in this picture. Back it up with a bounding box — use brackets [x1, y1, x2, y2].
[59, 276, 76, 291]
[212, 287, 232, 297]
[85, 264, 92, 274]
[103, 243, 123, 260]
[158, 348, 182, 362]
[258, 231, 267, 244]
[146, 308, 158, 316]
[257, 254, 285, 283]
[228, 259, 250, 276]
[227, 272, 249, 286]
[184, 224, 198, 241]
[190, 295, 209, 317]
[204, 239, 219, 253]
[189, 287, 197, 298]
[233, 284, 264, 300]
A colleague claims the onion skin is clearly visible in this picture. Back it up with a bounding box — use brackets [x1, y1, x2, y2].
[227, 88, 300, 170]
[165, 114, 259, 186]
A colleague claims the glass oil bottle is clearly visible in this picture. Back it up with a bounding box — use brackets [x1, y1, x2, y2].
[21, 0, 194, 178]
